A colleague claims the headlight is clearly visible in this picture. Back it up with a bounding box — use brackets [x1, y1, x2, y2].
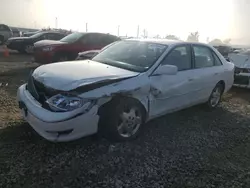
[46, 94, 93, 112]
[42, 46, 54, 52]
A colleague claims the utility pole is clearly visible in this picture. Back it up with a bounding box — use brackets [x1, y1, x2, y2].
[55, 17, 58, 28]
[143, 29, 146, 38]
[86, 23, 88, 32]
[117, 25, 120, 36]
[137, 25, 140, 38]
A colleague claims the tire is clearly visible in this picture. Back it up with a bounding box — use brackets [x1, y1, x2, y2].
[206, 83, 224, 109]
[25, 45, 34, 54]
[99, 97, 146, 142]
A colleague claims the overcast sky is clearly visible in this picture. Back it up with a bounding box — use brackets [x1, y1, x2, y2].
[0, 0, 250, 44]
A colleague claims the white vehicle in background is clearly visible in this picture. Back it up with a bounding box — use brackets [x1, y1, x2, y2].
[0, 24, 13, 44]
[228, 50, 250, 88]
[17, 39, 234, 142]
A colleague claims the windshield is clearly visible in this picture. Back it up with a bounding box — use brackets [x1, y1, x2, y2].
[60, 32, 85, 43]
[92, 40, 168, 72]
[29, 32, 43, 38]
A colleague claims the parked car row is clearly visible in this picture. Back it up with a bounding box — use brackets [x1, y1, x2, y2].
[17, 39, 235, 142]
[33, 32, 120, 63]
[0, 24, 40, 44]
[6, 31, 67, 53]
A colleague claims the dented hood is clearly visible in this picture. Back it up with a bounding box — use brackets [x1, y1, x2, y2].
[32, 60, 139, 91]
[228, 53, 250, 68]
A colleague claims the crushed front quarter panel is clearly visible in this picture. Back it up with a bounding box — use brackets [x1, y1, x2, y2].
[79, 74, 151, 114]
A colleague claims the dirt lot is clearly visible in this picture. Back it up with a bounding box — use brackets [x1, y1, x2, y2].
[1, 58, 250, 188]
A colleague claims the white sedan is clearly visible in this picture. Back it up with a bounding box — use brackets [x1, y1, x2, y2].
[17, 39, 234, 142]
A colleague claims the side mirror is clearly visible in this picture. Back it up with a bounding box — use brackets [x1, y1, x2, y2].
[152, 64, 178, 76]
[225, 57, 230, 62]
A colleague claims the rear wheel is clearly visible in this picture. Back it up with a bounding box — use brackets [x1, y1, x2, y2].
[99, 97, 146, 142]
[206, 83, 224, 109]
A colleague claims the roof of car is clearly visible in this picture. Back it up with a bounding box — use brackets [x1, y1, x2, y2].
[125, 38, 210, 47]
[40, 31, 66, 34]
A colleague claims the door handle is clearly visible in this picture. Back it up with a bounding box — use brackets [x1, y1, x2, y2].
[214, 73, 219, 75]
[188, 78, 194, 81]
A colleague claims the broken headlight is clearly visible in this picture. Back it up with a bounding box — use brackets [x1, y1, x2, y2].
[46, 94, 93, 112]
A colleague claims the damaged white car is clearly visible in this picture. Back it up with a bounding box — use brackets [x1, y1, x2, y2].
[228, 50, 250, 88]
[17, 39, 234, 142]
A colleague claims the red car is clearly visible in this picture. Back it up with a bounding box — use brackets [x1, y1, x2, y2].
[33, 32, 120, 64]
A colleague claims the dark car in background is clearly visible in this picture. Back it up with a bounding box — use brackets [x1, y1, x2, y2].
[33, 32, 120, 64]
[6, 31, 66, 53]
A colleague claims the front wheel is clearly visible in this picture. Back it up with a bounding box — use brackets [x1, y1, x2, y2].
[25, 45, 34, 54]
[206, 83, 224, 109]
[99, 98, 146, 142]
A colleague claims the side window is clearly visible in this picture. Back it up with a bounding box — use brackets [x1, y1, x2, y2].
[38, 34, 47, 40]
[47, 33, 64, 40]
[212, 52, 222, 66]
[193, 45, 214, 68]
[81, 34, 96, 46]
[162, 45, 192, 71]
[46, 33, 55, 40]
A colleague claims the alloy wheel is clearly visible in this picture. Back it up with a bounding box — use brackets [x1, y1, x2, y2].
[117, 107, 142, 138]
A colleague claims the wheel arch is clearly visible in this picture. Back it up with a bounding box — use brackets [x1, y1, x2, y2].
[217, 80, 225, 93]
[97, 95, 149, 119]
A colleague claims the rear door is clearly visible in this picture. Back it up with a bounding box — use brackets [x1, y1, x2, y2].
[190, 44, 225, 102]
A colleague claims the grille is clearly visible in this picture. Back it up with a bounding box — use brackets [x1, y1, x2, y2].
[26, 75, 60, 109]
[27, 75, 39, 100]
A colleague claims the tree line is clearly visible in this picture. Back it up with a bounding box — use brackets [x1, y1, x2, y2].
[143, 31, 231, 45]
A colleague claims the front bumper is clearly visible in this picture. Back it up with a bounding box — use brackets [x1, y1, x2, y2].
[34, 50, 53, 64]
[17, 84, 99, 142]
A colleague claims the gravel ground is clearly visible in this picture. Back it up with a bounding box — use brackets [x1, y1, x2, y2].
[1, 61, 250, 188]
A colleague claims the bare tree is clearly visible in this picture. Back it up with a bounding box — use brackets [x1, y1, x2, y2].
[153, 34, 161, 39]
[223, 38, 231, 44]
[187, 31, 199, 42]
[165, 34, 179, 40]
[209, 39, 223, 45]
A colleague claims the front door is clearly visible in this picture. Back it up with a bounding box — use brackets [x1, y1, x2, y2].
[149, 44, 199, 118]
